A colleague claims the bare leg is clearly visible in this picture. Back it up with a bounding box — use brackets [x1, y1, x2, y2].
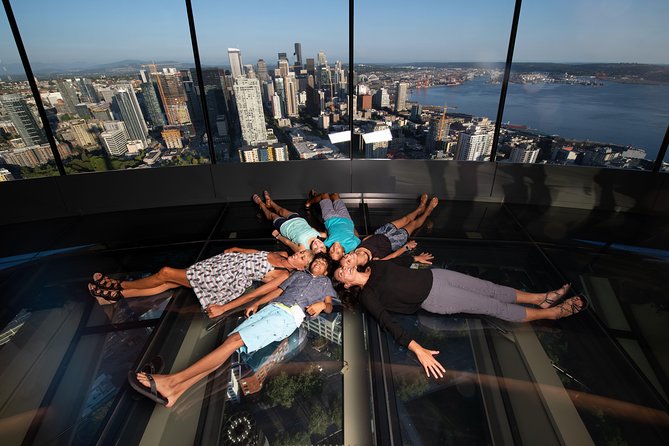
[390, 194, 429, 230]
[263, 194, 295, 219]
[136, 333, 245, 407]
[121, 267, 190, 290]
[254, 194, 282, 221]
[121, 282, 180, 299]
[306, 192, 329, 208]
[402, 197, 438, 236]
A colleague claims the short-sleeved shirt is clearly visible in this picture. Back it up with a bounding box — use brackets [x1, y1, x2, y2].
[359, 234, 392, 259]
[279, 216, 320, 249]
[324, 217, 361, 253]
[275, 270, 336, 319]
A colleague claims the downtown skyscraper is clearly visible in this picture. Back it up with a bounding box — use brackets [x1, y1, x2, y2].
[112, 88, 148, 147]
[228, 48, 244, 79]
[0, 94, 47, 146]
[233, 77, 267, 146]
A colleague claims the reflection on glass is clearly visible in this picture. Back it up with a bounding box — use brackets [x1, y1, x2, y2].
[354, 1, 514, 159]
[0, 14, 56, 180]
[225, 316, 343, 445]
[191, 1, 350, 162]
[386, 314, 489, 444]
[6, 0, 208, 175]
[499, 0, 669, 170]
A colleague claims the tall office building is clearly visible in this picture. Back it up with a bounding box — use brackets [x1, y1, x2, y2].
[200, 69, 228, 136]
[425, 107, 449, 153]
[306, 58, 315, 77]
[277, 52, 288, 62]
[0, 94, 47, 146]
[56, 80, 78, 114]
[317, 51, 328, 67]
[233, 77, 267, 146]
[272, 93, 283, 119]
[227, 48, 244, 79]
[394, 82, 408, 112]
[256, 59, 269, 83]
[284, 74, 298, 117]
[278, 59, 290, 78]
[455, 118, 495, 161]
[293, 43, 303, 69]
[139, 81, 166, 128]
[112, 88, 148, 147]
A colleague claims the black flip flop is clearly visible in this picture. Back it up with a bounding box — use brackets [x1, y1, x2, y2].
[140, 356, 164, 375]
[127, 371, 168, 406]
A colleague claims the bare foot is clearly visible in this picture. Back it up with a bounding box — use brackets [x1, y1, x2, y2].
[539, 283, 571, 308]
[92, 272, 122, 290]
[419, 193, 428, 207]
[427, 197, 439, 212]
[136, 372, 183, 408]
[252, 194, 263, 206]
[554, 296, 585, 319]
[263, 190, 272, 207]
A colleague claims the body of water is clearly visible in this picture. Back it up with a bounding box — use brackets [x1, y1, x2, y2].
[409, 77, 669, 160]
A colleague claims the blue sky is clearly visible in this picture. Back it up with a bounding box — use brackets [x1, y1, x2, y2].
[1, 0, 668, 72]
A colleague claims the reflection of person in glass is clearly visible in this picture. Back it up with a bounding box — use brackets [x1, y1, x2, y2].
[339, 193, 439, 268]
[334, 256, 584, 378]
[127, 254, 335, 407]
[253, 190, 327, 254]
[88, 248, 314, 311]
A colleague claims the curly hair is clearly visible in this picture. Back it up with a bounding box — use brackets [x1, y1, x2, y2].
[309, 252, 333, 275]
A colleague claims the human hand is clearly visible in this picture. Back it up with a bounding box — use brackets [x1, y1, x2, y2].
[413, 252, 434, 264]
[405, 240, 417, 251]
[408, 340, 445, 378]
[206, 304, 228, 318]
[245, 304, 258, 318]
[306, 301, 326, 317]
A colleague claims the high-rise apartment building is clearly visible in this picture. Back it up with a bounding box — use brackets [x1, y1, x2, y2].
[233, 77, 267, 146]
[455, 118, 495, 161]
[113, 88, 148, 147]
[278, 59, 290, 78]
[0, 94, 47, 146]
[373, 88, 390, 109]
[510, 145, 540, 163]
[317, 51, 328, 67]
[69, 119, 97, 148]
[227, 48, 244, 79]
[272, 93, 282, 119]
[100, 128, 128, 156]
[394, 82, 408, 112]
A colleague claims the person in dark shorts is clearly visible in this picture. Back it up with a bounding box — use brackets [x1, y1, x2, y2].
[340, 193, 438, 268]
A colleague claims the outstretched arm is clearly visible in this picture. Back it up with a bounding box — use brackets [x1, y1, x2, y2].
[379, 240, 418, 261]
[272, 230, 302, 253]
[206, 272, 289, 318]
[408, 340, 445, 378]
[244, 288, 285, 317]
[412, 252, 434, 264]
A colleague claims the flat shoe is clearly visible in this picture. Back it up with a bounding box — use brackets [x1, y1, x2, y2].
[127, 371, 168, 406]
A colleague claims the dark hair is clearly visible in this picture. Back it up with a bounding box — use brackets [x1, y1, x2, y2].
[332, 277, 361, 310]
[309, 253, 333, 275]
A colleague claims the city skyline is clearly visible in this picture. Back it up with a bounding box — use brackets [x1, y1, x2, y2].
[1, 0, 668, 75]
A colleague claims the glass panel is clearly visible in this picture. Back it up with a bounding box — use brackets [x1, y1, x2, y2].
[0, 14, 56, 180]
[355, 1, 514, 159]
[499, 0, 669, 170]
[224, 314, 343, 444]
[191, 0, 350, 162]
[9, 0, 209, 173]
